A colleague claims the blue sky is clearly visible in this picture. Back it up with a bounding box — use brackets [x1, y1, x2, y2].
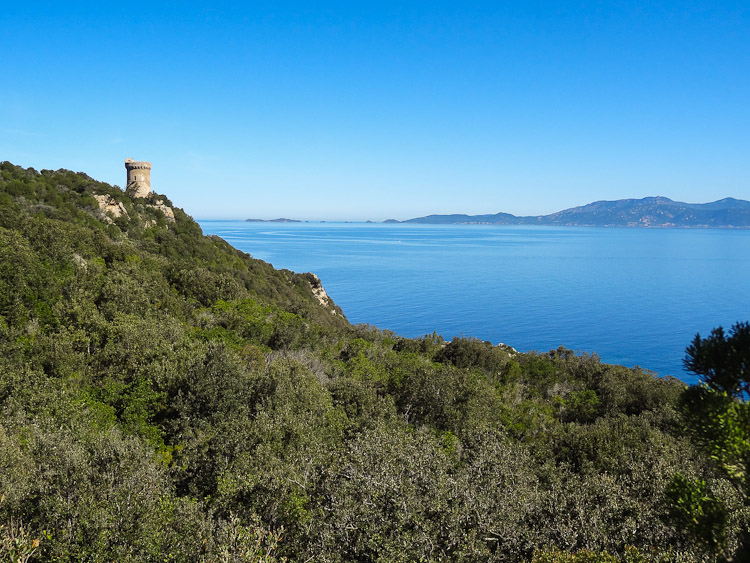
[2, 1, 748, 220]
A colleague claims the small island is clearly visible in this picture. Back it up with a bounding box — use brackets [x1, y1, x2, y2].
[245, 217, 303, 223]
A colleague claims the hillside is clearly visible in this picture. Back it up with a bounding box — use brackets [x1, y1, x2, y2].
[396, 196, 750, 227]
[0, 161, 744, 561]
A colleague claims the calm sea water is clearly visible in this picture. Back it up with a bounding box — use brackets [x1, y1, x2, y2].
[199, 221, 750, 383]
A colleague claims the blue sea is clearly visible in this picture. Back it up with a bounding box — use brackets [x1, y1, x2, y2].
[199, 221, 750, 383]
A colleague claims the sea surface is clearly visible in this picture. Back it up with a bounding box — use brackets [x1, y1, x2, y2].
[199, 221, 750, 383]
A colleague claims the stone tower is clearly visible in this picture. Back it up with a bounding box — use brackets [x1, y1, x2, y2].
[124, 158, 152, 198]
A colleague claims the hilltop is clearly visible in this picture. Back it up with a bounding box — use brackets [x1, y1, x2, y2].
[0, 161, 744, 561]
[393, 196, 750, 227]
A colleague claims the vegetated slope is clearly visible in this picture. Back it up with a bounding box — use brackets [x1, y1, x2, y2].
[398, 196, 750, 227]
[0, 161, 737, 562]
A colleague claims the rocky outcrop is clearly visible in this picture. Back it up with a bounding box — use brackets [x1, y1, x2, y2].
[93, 194, 128, 222]
[151, 199, 175, 222]
[307, 273, 337, 314]
[95, 193, 174, 226]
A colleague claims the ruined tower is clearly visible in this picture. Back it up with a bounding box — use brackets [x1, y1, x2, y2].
[124, 158, 152, 198]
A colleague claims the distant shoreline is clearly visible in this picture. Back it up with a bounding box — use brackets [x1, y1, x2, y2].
[386, 196, 750, 228]
[235, 196, 750, 228]
[245, 218, 303, 223]
[208, 219, 750, 229]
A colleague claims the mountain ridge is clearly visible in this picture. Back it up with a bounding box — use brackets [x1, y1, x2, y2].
[391, 196, 750, 227]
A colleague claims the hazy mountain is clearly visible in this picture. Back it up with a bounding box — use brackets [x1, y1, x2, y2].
[393, 196, 750, 227]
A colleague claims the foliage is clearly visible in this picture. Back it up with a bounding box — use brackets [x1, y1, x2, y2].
[214, 514, 287, 563]
[666, 474, 727, 554]
[685, 322, 750, 399]
[0, 495, 48, 563]
[531, 545, 693, 562]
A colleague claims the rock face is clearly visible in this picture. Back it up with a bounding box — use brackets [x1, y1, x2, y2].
[152, 199, 175, 222]
[94, 193, 175, 226]
[497, 342, 518, 355]
[93, 194, 128, 222]
[307, 273, 337, 314]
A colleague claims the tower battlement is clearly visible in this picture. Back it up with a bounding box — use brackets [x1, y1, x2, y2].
[124, 159, 152, 170]
[125, 158, 152, 197]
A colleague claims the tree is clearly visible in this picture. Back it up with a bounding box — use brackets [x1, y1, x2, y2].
[684, 322, 750, 399]
[668, 322, 750, 560]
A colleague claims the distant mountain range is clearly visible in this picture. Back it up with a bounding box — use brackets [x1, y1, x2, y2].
[387, 197, 750, 228]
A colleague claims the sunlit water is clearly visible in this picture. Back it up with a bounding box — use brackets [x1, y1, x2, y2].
[199, 221, 750, 383]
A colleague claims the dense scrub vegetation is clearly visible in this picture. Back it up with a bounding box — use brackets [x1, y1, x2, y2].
[0, 162, 746, 561]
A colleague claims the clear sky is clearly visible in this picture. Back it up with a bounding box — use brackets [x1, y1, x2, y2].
[2, 1, 749, 221]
